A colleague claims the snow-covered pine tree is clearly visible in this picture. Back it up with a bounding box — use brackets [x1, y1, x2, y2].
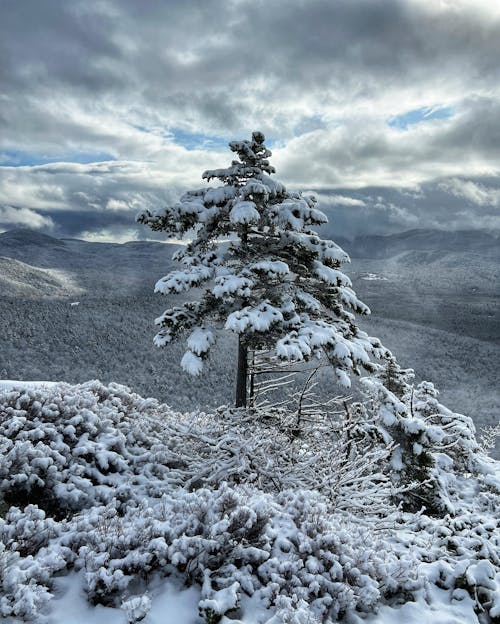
[138, 132, 386, 407]
[377, 355, 414, 400]
[361, 367, 483, 516]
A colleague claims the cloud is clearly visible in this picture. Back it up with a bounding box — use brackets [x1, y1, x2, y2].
[315, 193, 367, 208]
[315, 179, 500, 239]
[2, 0, 500, 148]
[1, 0, 499, 239]
[275, 96, 500, 190]
[79, 228, 140, 244]
[439, 179, 500, 207]
[0, 206, 54, 230]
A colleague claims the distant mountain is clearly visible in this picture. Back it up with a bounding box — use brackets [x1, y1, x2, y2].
[0, 227, 498, 456]
[0, 256, 83, 298]
[0, 226, 498, 305]
[2, 226, 498, 265]
[336, 228, 500, 259]
[0, 228, 67, 248]
[0, 229, 180, 296]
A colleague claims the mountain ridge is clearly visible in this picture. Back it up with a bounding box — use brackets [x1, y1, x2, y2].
[2, 226, 499, 259]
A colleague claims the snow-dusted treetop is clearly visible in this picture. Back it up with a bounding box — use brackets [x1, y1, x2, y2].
[138, 132, 386, 401]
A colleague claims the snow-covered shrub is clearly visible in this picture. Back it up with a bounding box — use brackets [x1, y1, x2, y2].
[0, 504, 57, 557]
[59, 484, 413, 620]
[479, 421, 500, 457]
[257, 489, 415, 620]
[0, 381, 188, 516]
[0, 538, 68, 620]
[0, 381, 498, 622]
[199, 571, 240, 623]
[412, 381, 480, 474]
[360, 370, 488, 516]
[67, 485, 271, 606]
[174, 401, 400, 517]
[400, 507, 500, 622]
[0, 503, 72, 619]
[271, 596, 323, 624]
[0, 381, 395, 524]
[121, 593, 151, 623]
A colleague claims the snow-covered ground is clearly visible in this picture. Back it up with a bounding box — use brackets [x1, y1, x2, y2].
[0, 380, 58, 390]
[41, 571, 489, 624]
[1, 381, 498, 624]
[47, 574, 200, 624]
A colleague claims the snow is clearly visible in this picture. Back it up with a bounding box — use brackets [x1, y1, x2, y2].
[0, 380, 58, 390]
[154, 265, 213, 294]
[0, 380, 498, 623]
[187, 327, 215, 356]
[121, 594, 151, 623]
[199, 573, 240, 618]
[465, 560, 496, 588]
[213, 275, 253, 299]
[313, 261, 352, 286]
[225, 302, 284, 333]
[229, 200, 260, 225]
[360, 273, 388, 281]
[240, 179, 270, 200]
[180, 350, 204, 375]
[47, 573, 200, 624]
[250, 260, 289, 278]
[204, 186, 237, 206]
[357, 585, 481, 624]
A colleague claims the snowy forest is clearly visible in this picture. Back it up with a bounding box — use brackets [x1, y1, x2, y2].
[1, 133, 499, 624]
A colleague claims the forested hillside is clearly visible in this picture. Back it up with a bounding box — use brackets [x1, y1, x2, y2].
[1, 228, 498, 448]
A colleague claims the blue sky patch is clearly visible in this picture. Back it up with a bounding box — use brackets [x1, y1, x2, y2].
[388, 106, 454, 130]
[169, 129, 277, 151]
[170, 129, 230, 151]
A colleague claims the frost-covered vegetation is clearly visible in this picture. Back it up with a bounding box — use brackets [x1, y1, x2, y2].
[0, 380, 499, 623]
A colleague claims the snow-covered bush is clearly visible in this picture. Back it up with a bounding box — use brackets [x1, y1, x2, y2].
[0, 380, 189, 516]
[0, 381, 498, 622]
[401, 508, 500, 622]
[172, 404, 398, 517]
[121, 593, 151, 623]
[479, 422, 500, 457]
[360, 367, 487, 516]
[0, 381, 397, 519]
[51, 485, 415, 619]
[0, 530, 68, 620]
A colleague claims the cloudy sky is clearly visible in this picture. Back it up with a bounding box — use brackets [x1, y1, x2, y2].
[1, 0, 500, 241]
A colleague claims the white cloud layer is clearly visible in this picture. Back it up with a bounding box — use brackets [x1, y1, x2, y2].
[439, 179, 500, 207]
[0, 0, 499, 237]
[0, 206, 54, 230]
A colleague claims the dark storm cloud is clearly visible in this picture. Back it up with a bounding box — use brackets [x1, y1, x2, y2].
[0, 0, 499, 238]
[316, 178, 500, 240]
[41, 207, 137, 238]
[0, 2, 125, 92]
[2, 0, 500, 140]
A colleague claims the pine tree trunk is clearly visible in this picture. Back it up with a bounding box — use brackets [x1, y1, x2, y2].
[249, 350, 255, 408]
[235, 336, 248, 408]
